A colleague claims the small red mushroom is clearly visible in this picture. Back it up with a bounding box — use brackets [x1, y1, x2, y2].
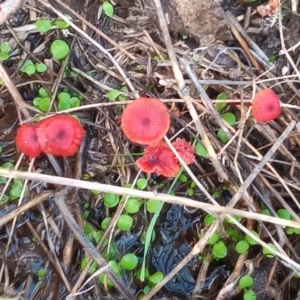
[15, 124, 42, 158]
[252, 89, 281, 122]
[36, 115, 85, 156]
[121, 98, 170, 145]
[136, 142, 180, 177]
[172, 138, 195, 165]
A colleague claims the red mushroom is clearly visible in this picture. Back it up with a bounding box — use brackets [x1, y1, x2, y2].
[15, 124, 42, 158]
[121, 98, 170, 145]
[36, 115, 85, 156]
[172, 138, 195, 165]
[136, 142, 180, 177]
[252, 89, 281, 122]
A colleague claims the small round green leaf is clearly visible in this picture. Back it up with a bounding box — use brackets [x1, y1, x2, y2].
[221, 112, 236, 125]
[38, 97, 50, 112]
[35, 19, 52, 33]
[103, 193, 119, 208]
[243, 290, 256, 300]
[101, 217, 111, 230]
[0, 53, 9, 61]
[0, 42, 11, 53]
[277, 209, 291, 220]
[246, 230, 259, 245]
[58, 92, 71, 102]
[125, 198, 141, 214]
[50, 40, 70, 60]
[36, 63, 47, 73]
[58, 99, 71, 111]
[24, 64, 36, 75]
[208, 232, 219, 245]
[120, 253, 138, 270]
[217, 129, 229, 143]
[137, 178, 147, 190]
[54, 20, 70, 29]
[39, 87, 49, 97]
[195, 142, 208, 158]
[69, 97, 80, 108]
[204, 214, 215, 226]
[117, 214, 133, 231]
[235, 240, 249, 254]
[146, 199, 162, 213]
[103, 1, 114, 17]
[263, 243, 277, 258]
[213, 241, 227, 258]
[149, 271, 164, 284]
[239, 275, 254, 289]
[107, 89, 121, 102]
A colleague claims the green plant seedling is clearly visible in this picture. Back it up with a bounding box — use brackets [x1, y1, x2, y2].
[208, 232, 220, 245]
[54, 15, 71, 29]
[36, 62, 47, 73]
[37, 268, 47, 278]
[0, 42, 11, 54]
[179, 174, 188, 183]
[0, 194, 9, 205]
[149, 271, 164, 284]
[125, 198, 141, 214]
[192, 54, 200, 62]
[36, 97, 51, 112]
[90, 182, 101, 195]
[35, 19, 52, 33]
[217, 112, 236, 143]
[9, 179, 28, 201]
[246, 230, 259, 245]
[99, 260, 120, 287]
[187, 181, 195, 196]
[0, 162, 13, 184]
[84, 222, 96, 242]
[103, 1, 114, 17]
[227, 229, 244, 242]
[81, 256, 98, 274]
[195, 142, 208, 158]
[50, 40, 70, 60]
[216, 92, 228, 112]
[225, 215, 242, 224]
[136, 178, 147, 190]
[243, 289, 257, 300]
[103, 192, 119, 208]
[101, 217, 112, 230]
[263, 243, 277, 258]
[277, 208, 291, 220]
[239, 275, 254, 289]
[0, 42, 11, 60]
[117, 214, 133, 231]
[204, 214, 215, 226]
[146, 199, 162, 214]
[39, 87, 49, 98]
[235, 240, 249, 254]
[120, 253, 138, 270]
[20, 59, 36, 75]
[212, 241, 227, 258]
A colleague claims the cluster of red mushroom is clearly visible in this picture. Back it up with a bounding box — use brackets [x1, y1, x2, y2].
[121, 97, 195, 177]
[16, 115, 85, 158]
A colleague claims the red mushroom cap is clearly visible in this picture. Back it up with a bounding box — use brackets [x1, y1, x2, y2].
[252, 89, 281, 122]
[36, 115, 85, 156]
[15, 124, 42, 158]
[172, 138, 195, 165]
[121, 98, 170, 145]
[136, 142, 180, 177]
